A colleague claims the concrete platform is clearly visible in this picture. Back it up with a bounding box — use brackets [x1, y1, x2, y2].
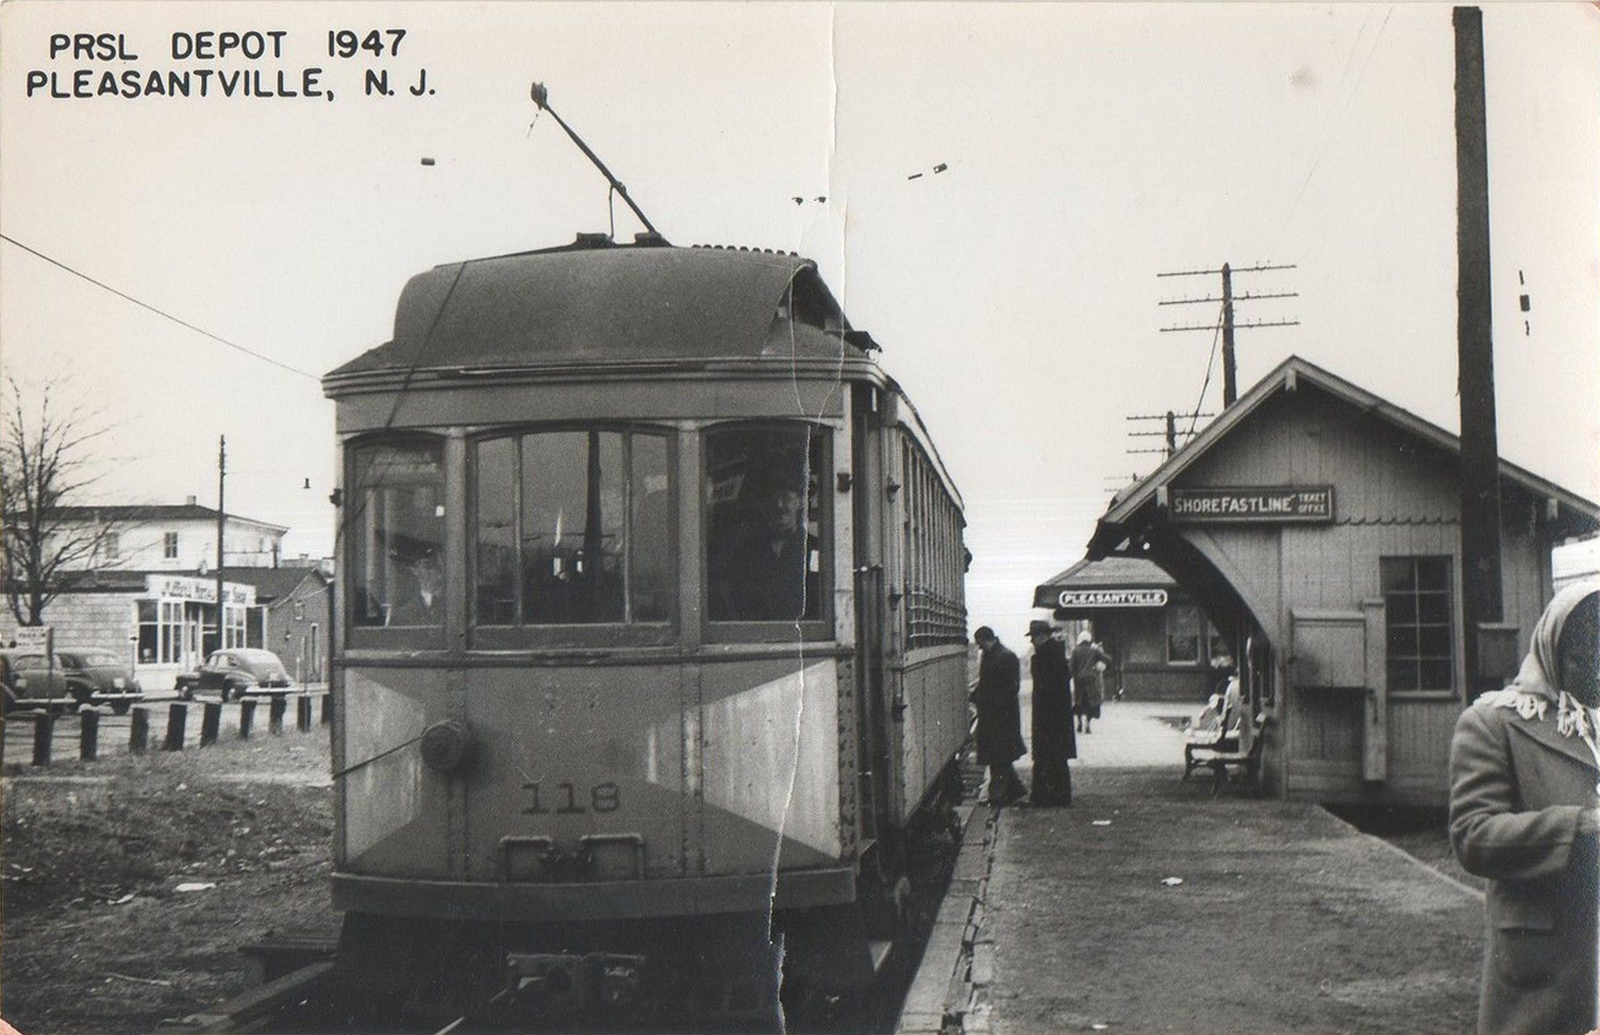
[974, 700, 1485, 1034]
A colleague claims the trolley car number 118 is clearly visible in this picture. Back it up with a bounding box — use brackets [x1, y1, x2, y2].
[521, 781, 621, 814]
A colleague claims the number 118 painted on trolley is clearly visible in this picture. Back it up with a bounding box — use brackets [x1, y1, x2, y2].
[521, 781, 621, 814]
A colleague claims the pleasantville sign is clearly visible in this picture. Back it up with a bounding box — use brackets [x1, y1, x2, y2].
[1055, 588, 1169, 608]
[1168, 485, 1335, 524]
[1032, 584, 1171, 609]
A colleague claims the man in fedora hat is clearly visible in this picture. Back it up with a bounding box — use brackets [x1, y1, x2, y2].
[1027, 620, 1076, 805]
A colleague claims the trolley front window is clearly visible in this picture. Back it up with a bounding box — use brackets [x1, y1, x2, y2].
[705, 425, 827, 624]
[348, 440, 446, 629]
[474, 428, 671, 628]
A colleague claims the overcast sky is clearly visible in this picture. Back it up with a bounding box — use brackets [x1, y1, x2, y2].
[3, 2, 1596, 640]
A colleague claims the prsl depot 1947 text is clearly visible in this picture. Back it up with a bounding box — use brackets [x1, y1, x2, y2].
[24, 29, 432, 101]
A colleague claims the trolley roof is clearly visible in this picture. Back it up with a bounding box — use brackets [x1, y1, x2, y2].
[325, 239, 874, 382]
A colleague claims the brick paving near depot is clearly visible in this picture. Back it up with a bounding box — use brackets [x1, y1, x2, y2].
[974, 697, 1484, 1035]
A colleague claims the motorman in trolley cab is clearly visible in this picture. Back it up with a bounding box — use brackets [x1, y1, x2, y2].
[321, 235, 971, 1024]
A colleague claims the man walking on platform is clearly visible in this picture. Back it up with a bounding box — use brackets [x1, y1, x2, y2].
[973, 626, 1028, 806]
[1026, 620, 1075, 805]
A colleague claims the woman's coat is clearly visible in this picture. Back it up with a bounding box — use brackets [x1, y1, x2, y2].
[1070, 634, 1109, 717]
[1449, 583, 1600, 1035]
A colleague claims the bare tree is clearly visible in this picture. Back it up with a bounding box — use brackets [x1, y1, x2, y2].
[0, 376, 123, 627]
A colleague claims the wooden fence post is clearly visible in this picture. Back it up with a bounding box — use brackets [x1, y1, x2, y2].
[201, 701, 222, 746]
[164, 703, 187, 751]
[130, 707, 150, 754]
[296, 695, 312, 733]
[239, 699, 256, 740]
[268, 696, 286, 734]
[320, 691, 332, 726]
[79, 710, 99, 762]
[31, 712, 53, 766]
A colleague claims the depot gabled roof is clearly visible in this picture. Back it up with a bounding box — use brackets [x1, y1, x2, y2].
[1089, 355, 1599, 556]
[324, 238, 874, 383]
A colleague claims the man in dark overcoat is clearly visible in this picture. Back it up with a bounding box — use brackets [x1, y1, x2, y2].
[1026, 620, 1076, 806]
[973, 626, 1027, 806]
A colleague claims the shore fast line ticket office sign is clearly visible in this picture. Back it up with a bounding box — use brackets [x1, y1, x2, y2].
[1168, 486, 1335, 524]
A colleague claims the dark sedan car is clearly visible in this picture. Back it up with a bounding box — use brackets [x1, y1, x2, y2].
[0, 649, 144, 713]
[174, 648, 295, 702]
[56, 650, 145, 713]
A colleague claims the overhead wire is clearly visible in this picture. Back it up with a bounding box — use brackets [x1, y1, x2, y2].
[0, 233, 320, 382]
[1187, 301, 1227, 440]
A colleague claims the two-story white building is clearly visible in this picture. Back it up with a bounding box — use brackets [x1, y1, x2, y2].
[2, 499, 292, 689]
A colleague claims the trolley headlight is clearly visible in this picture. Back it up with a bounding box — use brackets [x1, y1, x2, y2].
[420, 720, 474, 774]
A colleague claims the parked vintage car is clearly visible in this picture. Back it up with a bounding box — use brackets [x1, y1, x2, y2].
[0, 649, 143, 713]
[55, 650, 144, 713]
[174, 648, 295, 702]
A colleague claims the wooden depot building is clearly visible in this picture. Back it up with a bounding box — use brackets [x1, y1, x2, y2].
[1086, 356, 1598, 805]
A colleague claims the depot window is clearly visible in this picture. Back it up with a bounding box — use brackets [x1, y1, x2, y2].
[1166, 603, 1202, 665]
[472, 427, 672, 637]
[1382, 556, 1455, 693]
[704, 424, 829, 632]
[347, 438, 446, 635]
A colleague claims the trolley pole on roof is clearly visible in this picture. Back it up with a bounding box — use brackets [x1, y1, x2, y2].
[531, 82, 664, 240]
[1454, 6, 1504, 695]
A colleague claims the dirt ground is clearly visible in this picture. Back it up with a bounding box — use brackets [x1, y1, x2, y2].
[983, 765, 1485, 1035]
[1, 731, 336, 1035]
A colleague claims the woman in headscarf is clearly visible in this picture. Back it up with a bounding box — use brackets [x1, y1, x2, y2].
[1449, 582, 1600, 1035]
[1070, 630, 1111, 735]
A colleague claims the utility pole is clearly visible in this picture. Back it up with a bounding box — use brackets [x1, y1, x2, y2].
[1126, 409, 1216, 459]
[1220, 266, 1238, 405]
[1454, 6, 1503, 695]
[1158, 263, 1299, 406]
[216, 435, 226, 652]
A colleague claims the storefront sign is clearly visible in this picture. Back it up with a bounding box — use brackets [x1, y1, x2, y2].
[144, 575, 255, 606]
[1056, 588, 1168, 608]
[1169, 486, 1334, 524]
[14, 625, 52, 652]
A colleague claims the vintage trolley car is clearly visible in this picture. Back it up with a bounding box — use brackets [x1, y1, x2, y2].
[321, 234, 969, 1013]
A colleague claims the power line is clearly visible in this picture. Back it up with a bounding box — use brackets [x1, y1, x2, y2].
[1187, 302, 1225, 437]
[1161, 318, 1300, 333]
[1159, 292, 1298, 306]
[0, 233, 319, 382]
[1157, 263, 1296, 278]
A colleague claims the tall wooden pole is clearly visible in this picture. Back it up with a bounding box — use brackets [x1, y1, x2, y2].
[1454, 6, 1503, 695]
[216, 435, 226, 651]
[1220, 263, 1238, 406]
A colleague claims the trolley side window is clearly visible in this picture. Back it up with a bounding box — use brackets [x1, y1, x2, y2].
[901, 438, 967, 648]
[348, 440, 446, 628]
[473, 428, 670, 626]
[705, 425, 827, 623]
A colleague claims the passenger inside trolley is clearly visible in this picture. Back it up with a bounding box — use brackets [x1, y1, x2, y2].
[385, 547, 443, 627]
[707, 427, 823, 622]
